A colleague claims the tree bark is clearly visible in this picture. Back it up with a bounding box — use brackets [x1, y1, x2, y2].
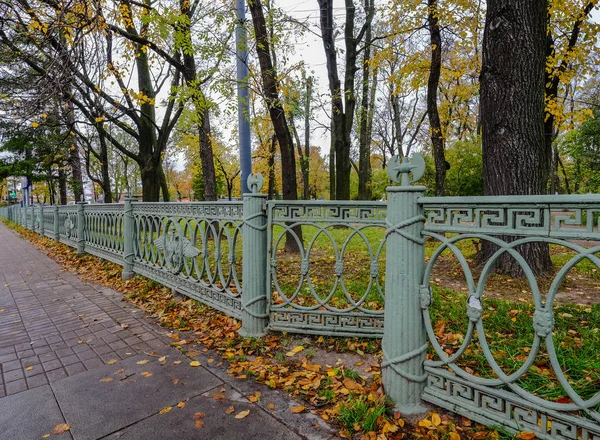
[249, 0, 302, 252]
[358, 0, 373, 200]
[427, 0, 446, 197]
[480, 0, 552, 277]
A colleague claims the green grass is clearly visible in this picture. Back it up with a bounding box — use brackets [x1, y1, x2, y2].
[429, 287, 600, 406]
[337, 394, 389, 434]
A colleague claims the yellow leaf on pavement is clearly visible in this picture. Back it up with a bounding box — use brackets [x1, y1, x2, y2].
[286, 346, 304, 356]
[177, 401, 185, 408]
[26, 366, 33, 371]
[159, 406, 172, 415]
[194, 420, 204, 429]
[141, 372, 153, 377]
[100, 377, 113, 383]
[189, 361, 201, 367]
[225, 406, 235, 414]
[107, 359, 118, 365]
[290, 406, 305, 413]
[51, 424, 70, 435]
[136, 360, 149, 365]
[235, 410, 250, 419]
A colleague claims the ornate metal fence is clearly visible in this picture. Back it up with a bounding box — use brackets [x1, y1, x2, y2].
[1, 164, 598, 439]
[419, 196, 600, 439]
[57, 205, 79, 248]
[131, 202, 245, 319]
[267, 201, 387, 337]
[84, 204, 125, 265]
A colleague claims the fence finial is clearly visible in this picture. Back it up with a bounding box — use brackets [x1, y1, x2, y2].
[247, 173, 264, 194]
[388, 153, 426, 186]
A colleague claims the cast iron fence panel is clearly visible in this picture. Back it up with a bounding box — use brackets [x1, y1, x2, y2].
[420, 196, 600, 440]
[57, 205, 79, 248]
[267, 201, 388, 337]
[43, 207, 55, 238]
[83, 204, 125, 265]
[132, 202, 244, 319]
[25, 207, 33, 230]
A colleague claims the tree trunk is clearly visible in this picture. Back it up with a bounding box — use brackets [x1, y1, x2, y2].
[58, 167, 67, 205]
[357, 0, 373, 200]
[249, 0, 302, 251]
[302, 77, 312, 200]
[268, 135, 277, 199]
[480, 0, 552, 277]
[427, 0, 446, 197]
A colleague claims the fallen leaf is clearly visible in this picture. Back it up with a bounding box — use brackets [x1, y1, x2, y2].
[449, 433, 461, 440]
[286, 346, 304, 356]
[172, 360, 182, 365]
[418, 419, 432, 427]
[107, 359, 118, 365]
[189, 361, 201, 367]
[431, 413, 441, 427]
[248, 392, 261, 403]
[194, 420, 204, 429]
[212, 393, 225, 400]
[141, 372, 153, 377]
[120, 323, 129, 329]
[290, 406, 305, 413]
[100, 377, 114, 383]
[172, 378, 180, 385]
[268, 403, 275, 409]
[136, 360, 149, 365]
[42, 434, 50, 438]
[51, 424, 70, 435]
[194, 412, 206, 419]
[226, 406, 235, 414]
[26, 366, 33, 371]
[114, 368, 125, 374]
[177, 401, 186, 408]
[158, 356, 167, 364]
[235, 410, 250, 419]
[159, 406, 172, 415]
[516, 432, 536, 440]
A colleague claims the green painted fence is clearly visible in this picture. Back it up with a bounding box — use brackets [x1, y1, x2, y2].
[1, 159, 599, 439]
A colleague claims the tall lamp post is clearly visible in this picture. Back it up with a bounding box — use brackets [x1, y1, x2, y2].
[237, 0, 252, 195]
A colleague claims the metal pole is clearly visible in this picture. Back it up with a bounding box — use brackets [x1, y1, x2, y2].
[239, 173, 268, 337]
[237, 0, 252, 195]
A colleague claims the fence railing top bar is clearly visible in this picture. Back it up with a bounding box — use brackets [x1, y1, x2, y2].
[420, 193, 600, 206]
[134, 201, 243, 206]
[268, 200, 387, 207]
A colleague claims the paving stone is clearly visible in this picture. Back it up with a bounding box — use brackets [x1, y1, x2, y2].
[52, 353, 222, 440]
[0, 385, 72, 440]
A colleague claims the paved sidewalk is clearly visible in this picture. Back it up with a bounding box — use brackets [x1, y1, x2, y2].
[0, 222, 335, 439]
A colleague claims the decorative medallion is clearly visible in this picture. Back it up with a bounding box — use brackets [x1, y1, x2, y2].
[154, 219, 201, 274]
[64, 215, 75, 238]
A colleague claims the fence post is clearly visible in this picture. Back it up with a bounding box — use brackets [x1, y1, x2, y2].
[382, 154, 428, 415]
[76, 201, 86, 256]
[39, 205, 45, 237]
[54, 206, 60, 241]
[122, 196, 136, 280]
[239, 173, 268, 337]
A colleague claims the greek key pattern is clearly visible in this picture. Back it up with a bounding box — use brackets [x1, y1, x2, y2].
[133, 202, 244, 220]
[133, 263, 242, 319]
[270, 201, 387, 224]
[422, 196, 600, 239]
[269, 311, 384, 337]
[424, 369, 600, 440]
